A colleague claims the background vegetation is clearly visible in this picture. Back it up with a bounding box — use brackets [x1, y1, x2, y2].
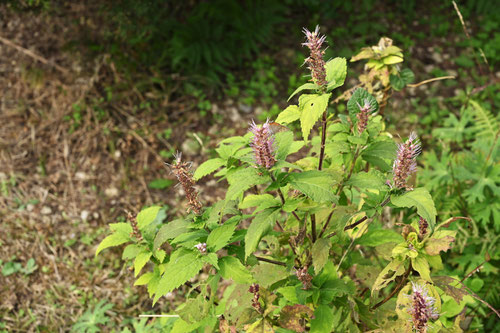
[0, 0, 498, 331]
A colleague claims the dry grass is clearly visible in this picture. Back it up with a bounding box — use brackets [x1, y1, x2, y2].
[0, 5, 227, 331]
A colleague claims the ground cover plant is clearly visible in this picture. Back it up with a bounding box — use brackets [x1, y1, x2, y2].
[97, 26, 498, 332]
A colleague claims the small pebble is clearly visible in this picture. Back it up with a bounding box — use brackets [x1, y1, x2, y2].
[41, 206, 52, 215]
[80, 210, 89, 221]
[105, 187, 119, 197]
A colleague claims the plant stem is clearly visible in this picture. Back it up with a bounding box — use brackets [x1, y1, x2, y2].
[311, 214, 317, 243]
[318, 111, 328, 171]
[318, 145, 361, 238]
[269, 173, 302, 266]
[255, 256, 287, 267]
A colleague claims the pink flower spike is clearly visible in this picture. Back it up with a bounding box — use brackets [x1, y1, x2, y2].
[249, 119, 276, 169]
[392, 132, 421, 189]
[302, 25, 327, 87]
[407, 283, 440, 332]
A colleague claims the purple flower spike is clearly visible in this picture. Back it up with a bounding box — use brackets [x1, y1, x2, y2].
[392, 132, 421, 189]
[302, 25, 327, 88]
[356, 98, 375, 134]
[407, 283, 440, 332]
[250, 120, 276, 169]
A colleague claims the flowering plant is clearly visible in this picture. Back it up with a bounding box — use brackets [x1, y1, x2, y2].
[96, 26, 482, 332]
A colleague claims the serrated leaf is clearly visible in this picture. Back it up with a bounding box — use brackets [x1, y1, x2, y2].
[278, 304, 314, 333]
[288, 83, 319, 101]
[325, 57, 347, 91]
[358, 229, 404, 247]
[95, 232, 130, 256]
[299, 93, 331, 141]
[207, 222, 237, 252]
[347, 88, 379, 120]
[287, 170, 338, 202]
[239, 194, 276, 209]
[219, 256, 254, 283]
[412, 256, 432, 282]
[312, 238, 331, 274]
[372, 259, 406, 296]
[194, 158, 225, 180]
[362, 141, 397, 160]
[122, 244, 142, 260]
[276, 105, 301, 124]
[252, 262, 289, 288]
[275, 131, 303, 161]
[245, 208, 280, 258]
[109, 222, 133, 234]
[134, 251, 152, 277]
[137, 206, 162, 229]
[226, 168, 269, 200]
[346, 170, 386, 190]
[134, 272, 154, 286]
[391, 188, 437, 230]
[310, 305, 334, 333]
[153, 218, 189, 249]
[201, 253, 219, 269]
[153, 251, 203, 304]
[424, 230, 456, 256]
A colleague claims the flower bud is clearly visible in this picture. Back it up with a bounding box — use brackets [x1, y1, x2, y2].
[194, 242, 207, 254]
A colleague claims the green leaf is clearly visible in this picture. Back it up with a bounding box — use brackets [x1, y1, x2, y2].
[201, 253, 219, 269]
[358, 229, 404, 247]
[390, 68, 415, 91]
[148, 178, 174, 189]
[310, 305, 334, 333]
[424, 230, 456, 256]
[362, 141, 397, 171]
[122, 244, 142, 260]
[275, 131, 303, 160]
[136, 206, 162, 229]
[391, 188, 437, 230]
[347, 88, 379, 120]
[226, 168, 269, 200]
[134, 272, 154, 286]
[218, 256, 254, 283]
[252, 262, 289, 288]
[372, 259, 406, 296]
[412, 256, 432, 282]
[193, 158, 225, 180]
[325, 57, 347, 91]
[346, 170, 386, 190]
[134, 251, 152, 277]
[207, 222, 237, 252]
[153, 218, 189, 249]
[276, 105, 301, 124]
[288, 83, 319, 101]
[312, 238, 331, 274]
[287, 170, 338, 202]
[299, 93, 331, 141]
[245, 208, 280, 259]
[95, 232, 130, 256]
[109, 222, 132, 234]
[239, 194, 277, 210]
[153, 251, 204, 304]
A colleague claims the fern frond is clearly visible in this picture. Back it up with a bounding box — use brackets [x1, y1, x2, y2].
[468, 100, 499, 140]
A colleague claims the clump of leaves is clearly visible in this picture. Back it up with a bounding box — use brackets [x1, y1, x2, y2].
[71, 300, 114, 333]
[97, 27, 494, 332]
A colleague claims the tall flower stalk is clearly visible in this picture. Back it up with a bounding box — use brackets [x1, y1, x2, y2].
[302, 26, 327, 88]
[250, 120, 276, 169]
[170, 152, 203, 214]
[393, 132, 421, 189]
